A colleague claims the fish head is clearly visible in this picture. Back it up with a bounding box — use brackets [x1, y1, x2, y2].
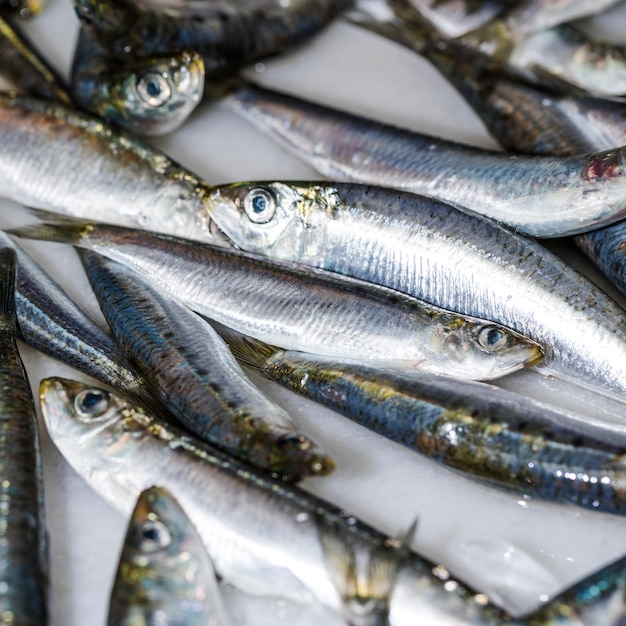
[423, 319, 543, 380]
[207, 181, 333, 262]
[108, 51, 205, 136]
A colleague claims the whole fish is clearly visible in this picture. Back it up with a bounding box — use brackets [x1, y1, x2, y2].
[71, 28, 205, 136]
[13, 218, 542, 380]
[227, 82, 626, 238]
[39, 376, 626, 625]
[0, 15, 72, 104]
[108, 485, 231, 626]
[197, 179, 626, 403]
[222, 327, 626, 515]
[78, 247, 334, 479]
[0, 247, 48, 624]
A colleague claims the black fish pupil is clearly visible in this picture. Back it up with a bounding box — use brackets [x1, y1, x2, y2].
[487, 329, 502, 345]
[252, 195, 266, 213]
[146, 80, 161, 97]
[82, 391, 105, 410]
[143, 527, 160, 542]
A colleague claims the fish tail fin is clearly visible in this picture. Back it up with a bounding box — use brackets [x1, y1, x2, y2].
[316, 516, 418, 625]
[212, 321, 281, 370]
[0, 247, 18, 332]
[6, 215, 92, 246]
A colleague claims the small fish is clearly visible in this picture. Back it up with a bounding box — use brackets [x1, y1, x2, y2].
[0, 247, 48, 624]
[108, 486, 231, 626]
[222, 327, 626, 515]
[78, 247, 334, 479]
[38, 376, 626, 624]
[13, 217, 542, 380]
[0, 15, 72, 104]
[71, 27, 205, 135]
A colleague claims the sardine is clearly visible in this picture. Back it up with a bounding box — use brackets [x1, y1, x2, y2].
[227, 82, 626, 237]
[71, 27, 205, 136]
[78, 247, 334, 479]
[13, 218, 542, 380]
[38, 376, 626, 624]
[222, 327, 626, 514]
[108, 485, 231, 626]
[0, 247, 48, 624]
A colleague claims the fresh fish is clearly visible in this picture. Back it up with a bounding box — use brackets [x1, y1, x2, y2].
[0, 0, 46, 19]
[197, 179, 626, 403]
[108, 485, 231, 626]
[222, 327, 626, 515]
[71, 27, 205, 136]
[0, 15, 72, 104]
[0, 93, 220, 242]
[227, 82, 626, 237]
[78, 247, 334, 479]
[0, 247, 48, 625]
[38, 376, 626, 624]
[13, 218, 542, 380]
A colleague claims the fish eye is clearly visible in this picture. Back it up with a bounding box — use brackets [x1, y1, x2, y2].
[277, 433, 312, 451]
[74, 1, 93, 24]
[243, 188, 277, 224]
[477, 326, 509, 351]
[138, 519, 172, 553]
[74, 389, 111, 419]
[136, 73, 172, 107]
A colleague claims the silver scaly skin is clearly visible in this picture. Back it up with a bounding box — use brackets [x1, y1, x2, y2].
[39, 377, 626, 626]
[108, 486, 231, 626]
[202, 179, 626, 403]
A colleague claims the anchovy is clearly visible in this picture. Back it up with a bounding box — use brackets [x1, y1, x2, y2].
[222, 327, 626, 515]
[38, 376, 626, 625]
[108, 486, 231, 626]
[71, 27, 205, 136]
[12, 218, 542, 380]
[0, 15, 72, 104]
[227, 82, 626, 238]
[0, 247, 48, 624]
[78, 247, 334, 479]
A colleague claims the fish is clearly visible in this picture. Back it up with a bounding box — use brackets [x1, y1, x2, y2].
[38, 376, 626, 624]
[226, 82, 626, 238]
[12, 217, 542, 381]
[0, 247, 48, 625]
[77, 247, 334, 479]
[222, 326, 626, 515]
[71, 27, 205, 136]
[196, 178, 626, 403]
[108, 485, 231, 626]
[0, 93, 221, 243]
[0, 15, 72, 104]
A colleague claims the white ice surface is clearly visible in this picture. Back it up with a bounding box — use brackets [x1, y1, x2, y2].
[8, 1, 626, 624]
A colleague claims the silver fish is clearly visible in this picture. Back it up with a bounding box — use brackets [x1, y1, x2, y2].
[226, 82, 626, 237]
[71, 27, 205, 136]
[108, 485, 231, 626]
[78, 247, 334, 479]
[12, 218, 542, 381]
[0, 247, 48, 624]
[38, 376, 626, 625]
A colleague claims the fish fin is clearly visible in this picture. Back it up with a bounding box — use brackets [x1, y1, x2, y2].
[0, 247, 18, 332]
[6, 221, 92, 245]
[316, 516, 416, 626]
[211, 321, 281, 370]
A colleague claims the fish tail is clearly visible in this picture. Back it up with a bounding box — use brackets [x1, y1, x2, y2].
[316, 516, 417, 625]
[6, 220, 92, 246]
[0, 247, 18, 332]
[213, 322, 281, 370]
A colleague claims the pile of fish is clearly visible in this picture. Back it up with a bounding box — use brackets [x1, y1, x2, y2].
[3, 0, 626, 624]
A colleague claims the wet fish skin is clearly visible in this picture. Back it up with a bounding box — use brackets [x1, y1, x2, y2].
[223, 327, 626, 515]
[78, 247, 334, 479]
[13, 217, 542, 381]
[108, 486, 231, 626]
[227, 82, 626, 238]
[200, 178, 626, 403]
[0, 247, 48, 625]
[71, 27, 205, 136]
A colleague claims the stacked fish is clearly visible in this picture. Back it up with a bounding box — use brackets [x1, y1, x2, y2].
[2, 0, 626, 625]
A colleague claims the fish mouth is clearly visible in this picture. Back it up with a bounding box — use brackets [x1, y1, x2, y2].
[39, 377, 75, 437]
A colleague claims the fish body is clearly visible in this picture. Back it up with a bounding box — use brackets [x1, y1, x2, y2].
[39, 376, 626, 625]
[0, 247, 48, 624]
[15, 219, 541, 380]
[227, 83, 626, 237]
[71, 28, 205, 135]
[108, 486, 230, 626]
[201, 178, 626, 403]
[78, 247, 334, 479]
[223, 327, 626, 514]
